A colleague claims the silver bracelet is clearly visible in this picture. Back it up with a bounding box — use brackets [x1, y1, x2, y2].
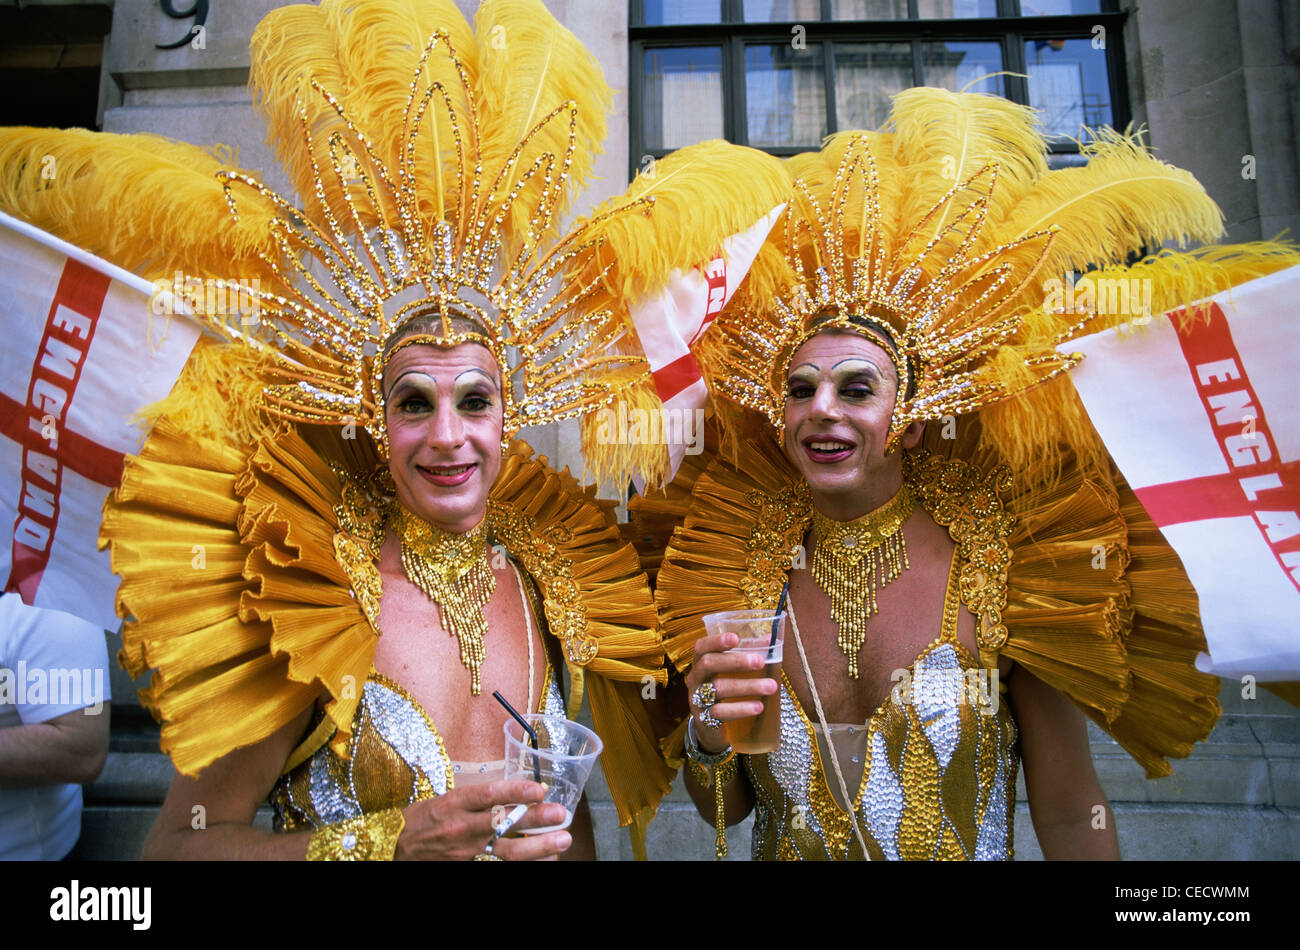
[684, 715, 734, 766]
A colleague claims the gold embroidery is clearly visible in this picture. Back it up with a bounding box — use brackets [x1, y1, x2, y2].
[741, 486, 811, 609]
[306, 807, 405, 861]
[487, 504, 598, 666]
[331, 465, 387, 630]
[904, 449, 1015, 655]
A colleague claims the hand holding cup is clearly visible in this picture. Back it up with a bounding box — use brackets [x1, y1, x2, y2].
[686, 610, 786, 755]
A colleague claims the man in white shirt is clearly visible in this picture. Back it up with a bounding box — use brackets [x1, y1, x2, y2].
[0, 593, 111, 860]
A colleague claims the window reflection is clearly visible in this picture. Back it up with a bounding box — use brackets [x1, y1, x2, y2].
[743, 0, 822, 21]
[642, 0, 722, 25]
[1024, 37, 1111, 138]
[746, 43, 827, 147]
[1019, 0, 1103, 15]
[834, 43, 912, 130]
[831, 0, 910, 18]
[643, 47, 724, 150]
[916, 0, 999, 17]
[922, 40, 1003, 96]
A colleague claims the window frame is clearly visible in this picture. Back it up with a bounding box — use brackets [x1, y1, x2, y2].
[629, 0, 1130, 176]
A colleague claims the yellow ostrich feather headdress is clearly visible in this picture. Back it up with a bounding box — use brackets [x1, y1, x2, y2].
[711, 133, 1077, 451]
[698, 87, 1272, 466]
[205, 0, 654, 457]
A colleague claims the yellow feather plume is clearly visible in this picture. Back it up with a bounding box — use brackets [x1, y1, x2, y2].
[322, 0, 478, 230]
[0, 127, 278, 283]
[249, 4, 346, 211]
[1001, 127, 1224, 279]
[135, 339, 278, 446]
[473, 0, 610, 248]
[887, 86, 1048, 242]
[579, 369, 670, 492]
[581, 140, 790, 302]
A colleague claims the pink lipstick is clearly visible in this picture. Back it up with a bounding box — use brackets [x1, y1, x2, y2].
[418, 463, 477, 487]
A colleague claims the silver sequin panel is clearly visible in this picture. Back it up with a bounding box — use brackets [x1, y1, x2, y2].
[286, 666, 566, 827]
[756, 642, 1016, 860]
[542, 670, 564, 716]
[755, 683, 826, 859]
[299, 678, 450, 824]
[366, 678, 450, 796]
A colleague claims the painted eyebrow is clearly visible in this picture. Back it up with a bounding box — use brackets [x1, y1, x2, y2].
[385, 370, 435, 397]
[831, 358, 885, 379]
[455, 368, 500, 391]
[387, 367, 500, 393]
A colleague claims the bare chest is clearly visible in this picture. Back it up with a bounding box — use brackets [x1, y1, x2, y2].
[782, 523, 977, 724]
[372, 560, 546, 761]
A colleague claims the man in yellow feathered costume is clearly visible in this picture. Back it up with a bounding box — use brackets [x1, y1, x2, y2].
[650, 89, 1299, 860]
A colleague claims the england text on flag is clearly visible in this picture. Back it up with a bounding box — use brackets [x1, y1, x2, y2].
[1066, 264, 1300, 680]
[0, 210, 200, 629]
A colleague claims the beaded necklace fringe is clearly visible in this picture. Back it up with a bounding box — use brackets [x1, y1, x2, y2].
[395, 507, 496, 695]
[810, 484, 915, 678]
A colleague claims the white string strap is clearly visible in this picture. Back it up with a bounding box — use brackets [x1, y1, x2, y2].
[788, 598, 872, 859]
[506, 557, 535, 714]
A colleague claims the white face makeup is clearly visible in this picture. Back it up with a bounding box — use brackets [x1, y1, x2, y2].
[782, 331, 920, 520]
[383, 341, 505, 533]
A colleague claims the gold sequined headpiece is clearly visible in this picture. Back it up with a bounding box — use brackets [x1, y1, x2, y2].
[180, 19, 650, 456]
[710, 132, 1085, 451]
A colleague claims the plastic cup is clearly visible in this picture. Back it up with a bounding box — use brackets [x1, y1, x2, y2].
[502, 714, 603, 834]
[702, 608, 786, 754]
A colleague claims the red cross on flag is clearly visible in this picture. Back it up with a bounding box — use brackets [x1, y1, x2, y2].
[1, 210, 200, 630]
[1067, 264, 1300, 680]
[628, 204, 784, 486]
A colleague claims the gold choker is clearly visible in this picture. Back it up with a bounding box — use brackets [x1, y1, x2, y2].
[810, 485, 915, 678]
[395, 507, 496, 695]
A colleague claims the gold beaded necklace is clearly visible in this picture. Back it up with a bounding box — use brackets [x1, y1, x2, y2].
[810, 483, 915, 678]
[394, 505, 496, 695]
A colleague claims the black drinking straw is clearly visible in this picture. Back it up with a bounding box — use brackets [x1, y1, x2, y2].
[493, 690, 541, 783]
[770, 582, 789, 647]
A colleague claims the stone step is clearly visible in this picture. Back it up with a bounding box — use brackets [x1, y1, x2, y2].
[589, 799, 1300, 861]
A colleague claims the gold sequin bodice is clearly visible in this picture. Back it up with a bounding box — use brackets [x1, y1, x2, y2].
[745, 555, 1019, 860]
[272, 669, 564, 831]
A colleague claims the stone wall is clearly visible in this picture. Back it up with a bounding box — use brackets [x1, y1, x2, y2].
[1123, 0, 1300, 242]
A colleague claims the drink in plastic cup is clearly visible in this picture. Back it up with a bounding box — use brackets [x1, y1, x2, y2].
[702, 608, 786, 754]
[502, 714, 603, 834]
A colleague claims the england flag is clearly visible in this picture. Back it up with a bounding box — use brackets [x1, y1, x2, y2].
[0, 210, 199, 630]
[628, 204, 784, 485]
[1067, 265, 1300, 680]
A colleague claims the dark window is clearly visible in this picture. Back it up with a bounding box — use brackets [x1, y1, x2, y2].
[630, 0, 1128, 173]
[0, 3, 113, 130]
